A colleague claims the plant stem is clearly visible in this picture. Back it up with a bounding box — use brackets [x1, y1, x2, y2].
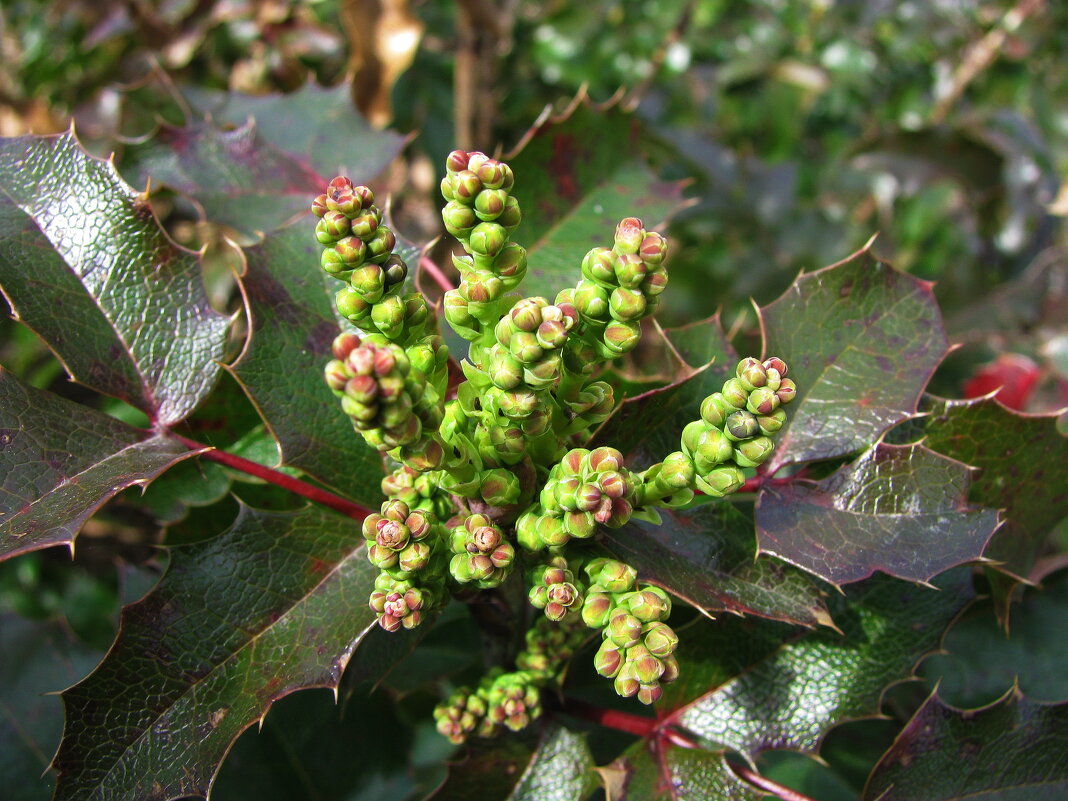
[728, 761, 820, 801]
[560, 697, 657, 738]
[170, 434, 373, 521]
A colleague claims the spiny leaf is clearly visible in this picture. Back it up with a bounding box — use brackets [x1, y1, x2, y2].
[756, 443, 999, 585]
[615, 742, 760, 801]
[503, 92, 690, 299]
[863, 689, 1068, 800]
[669, 569, 974, 758]
[227, 222, 387, 506]
[0, 368, 198, 560]
[0, 613, 104, 801]
[662, 311, 738, 372]
[921, 396, 1068, 581]
[759, 247, 947, 471]
[52, 503, 378, 801]
[604, 502, 833, 629]
[921, 567, 1068, 708]
[429, 723, 596, 801]
[0, 131, 230, 425]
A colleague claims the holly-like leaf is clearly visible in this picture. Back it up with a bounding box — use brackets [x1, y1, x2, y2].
[52, 503, 378, 801]
[228, 222, 388, 506]
[0, 132, 230, 425]
[595, 313, 737, 467]
[123, 84, 408, 237]
[0, 368, 199, 560]
[759, 246, 947, 471]
[662, 311, 739, 372]
[429, 723, 596, 801]
[604, 502, 833, 628]
[503, 92, 690, 299]
[614, 571, 974, 800]
[0, 613, 104, 801]
[183, 82, 408, 186]
[863, 689, 1068, 801]
[921, 396, 1068, 581]
[756, 443, 999, 585]
[921, 567, 1068, 708]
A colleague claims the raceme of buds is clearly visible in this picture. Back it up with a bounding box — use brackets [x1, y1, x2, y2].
[448, 513, 515, 588]
[527, 556, 584, 622]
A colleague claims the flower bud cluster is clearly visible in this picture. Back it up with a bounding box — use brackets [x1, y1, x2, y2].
[433, 616, 586, 744]
[527, 556, 584, 622]
[324, 332, 444, 455]
[313, 177, 429, 344]
[564, 217, 668, 360]
[639, 357, 798, 504]
[448, 513, 516, 588]
[580, 558, 679, 705]
[381, 464, 454, 520]
[362, 499, 445, 631]
[440, 150, 526, 339]
[516, 446, 638, 551]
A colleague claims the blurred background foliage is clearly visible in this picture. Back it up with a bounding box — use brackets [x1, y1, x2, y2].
[1, 1, 1066, 799]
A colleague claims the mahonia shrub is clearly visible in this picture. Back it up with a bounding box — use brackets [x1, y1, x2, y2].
[0, 98, 1066, 801]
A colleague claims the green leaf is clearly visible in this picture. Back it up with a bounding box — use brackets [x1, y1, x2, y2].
[0, 368, 198, 560]
[182, 83, 408, 190]
[615, 742, 761, 801]
[756, 443, 999, 585]
[228, 222, 386, 506]
[604, 502, 834, 628]
[758, 247, 947, 471]
[921, 396, 1068, 581]
[863, 689, 1068, 801]
[52, 503, 378, 801]
[429, 723, 597, 801]
[0, 613, 104, 801]
[0, 131, 230, 425]
[594, 314, 736, 469]
[921, 567, 1068, 707]
[662, 312, 739, 371]
[503, 94, 689, 300]
[669, 570, 974, 758]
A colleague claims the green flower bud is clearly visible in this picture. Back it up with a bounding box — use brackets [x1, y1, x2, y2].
[627, 587, 672, 623]
[350, 210, 380, 239]
[312, 193, 329, 217]
[614, 253, 647, 289]
[659, 451, 695, 490]
[636, 683, 662, 705]
[469, 222, 507, 257]
[366, 227, 397, 264]
[628, 644, 665, 684]
[700, 393, 731, 429]
[589, 446, 625, 473]
[586, 559, 637, 593]
[371, 294, 406, 340]
[326, 177, 361, 216]
[639, 232, 667, 265]
[523, 355, 561, 390]
[563, 511, 596, 539]
[609, 287, 646, 321]
[334, 236, 367, 266]
[443, 200, 478, 236]
[694, 427, 734, 472]
[474, 188, 508, 221]
[607, 608, 643, 648]
[603, 320, 642, 355]
[595, 639, 624, 678]
[581, 247, 616, 284]
[643, 621, 679, 657]
[324, 359, 349, 393]
[721, 378, 749, 408]
[509, 331, 543, 364]
[734, 436, 775, 468]
[497, 195, 522, 230]
[480, 468, 521, 506]
[660, 654, 680, 683]
[450, 170, 482, 204]
[724, 410, 759, 441]
[756, 408, 787, 435]
[368, 543, 399, 569]
[320, 247, 348, 277]
[350, 263, 386, 304]
[776, 378, 797, 405]
[336, 286, 371, 322]
[614, 217, 645, 255]
[497, 388, 538, 418]
[582, 591, 614, 629]
[575, 279, 611, 321]
[398, 541, 431, 572]
[445, 149, 470, 174]
[763, 356, 788, 377]
[493, 243, 527, 286]
[443, 289, 479, 339]
[680, 420, 706, 457]
[613, 662, 641, 698]
[694, 465, 745, 497]
[736, 357, 767, 391]
[317, 211, 351, 243]
[639, 269, 668, 298]
[476, 158, 507, 189]
[747, 386, 780, 416]
[510, 297, 547, 332]
[332, 332, 361, 360]
[488, 346, 523, 389]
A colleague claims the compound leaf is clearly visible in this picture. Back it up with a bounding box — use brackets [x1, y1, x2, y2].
[0, 132, 230, 425]
[756, 443, 999, 585]
[52, 503, 378, 801]
[759, 247, 947, 471]
[0, 368, 198, 560]
[504, 93, 689, 299]
[863, 689, 1068, 801]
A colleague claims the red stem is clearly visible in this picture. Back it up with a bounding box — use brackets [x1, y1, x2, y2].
[560, 697, 657, 738]
[420, 254, 454, 294]
[171, 434, 372, 521]
[728, 761, 820, 801]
